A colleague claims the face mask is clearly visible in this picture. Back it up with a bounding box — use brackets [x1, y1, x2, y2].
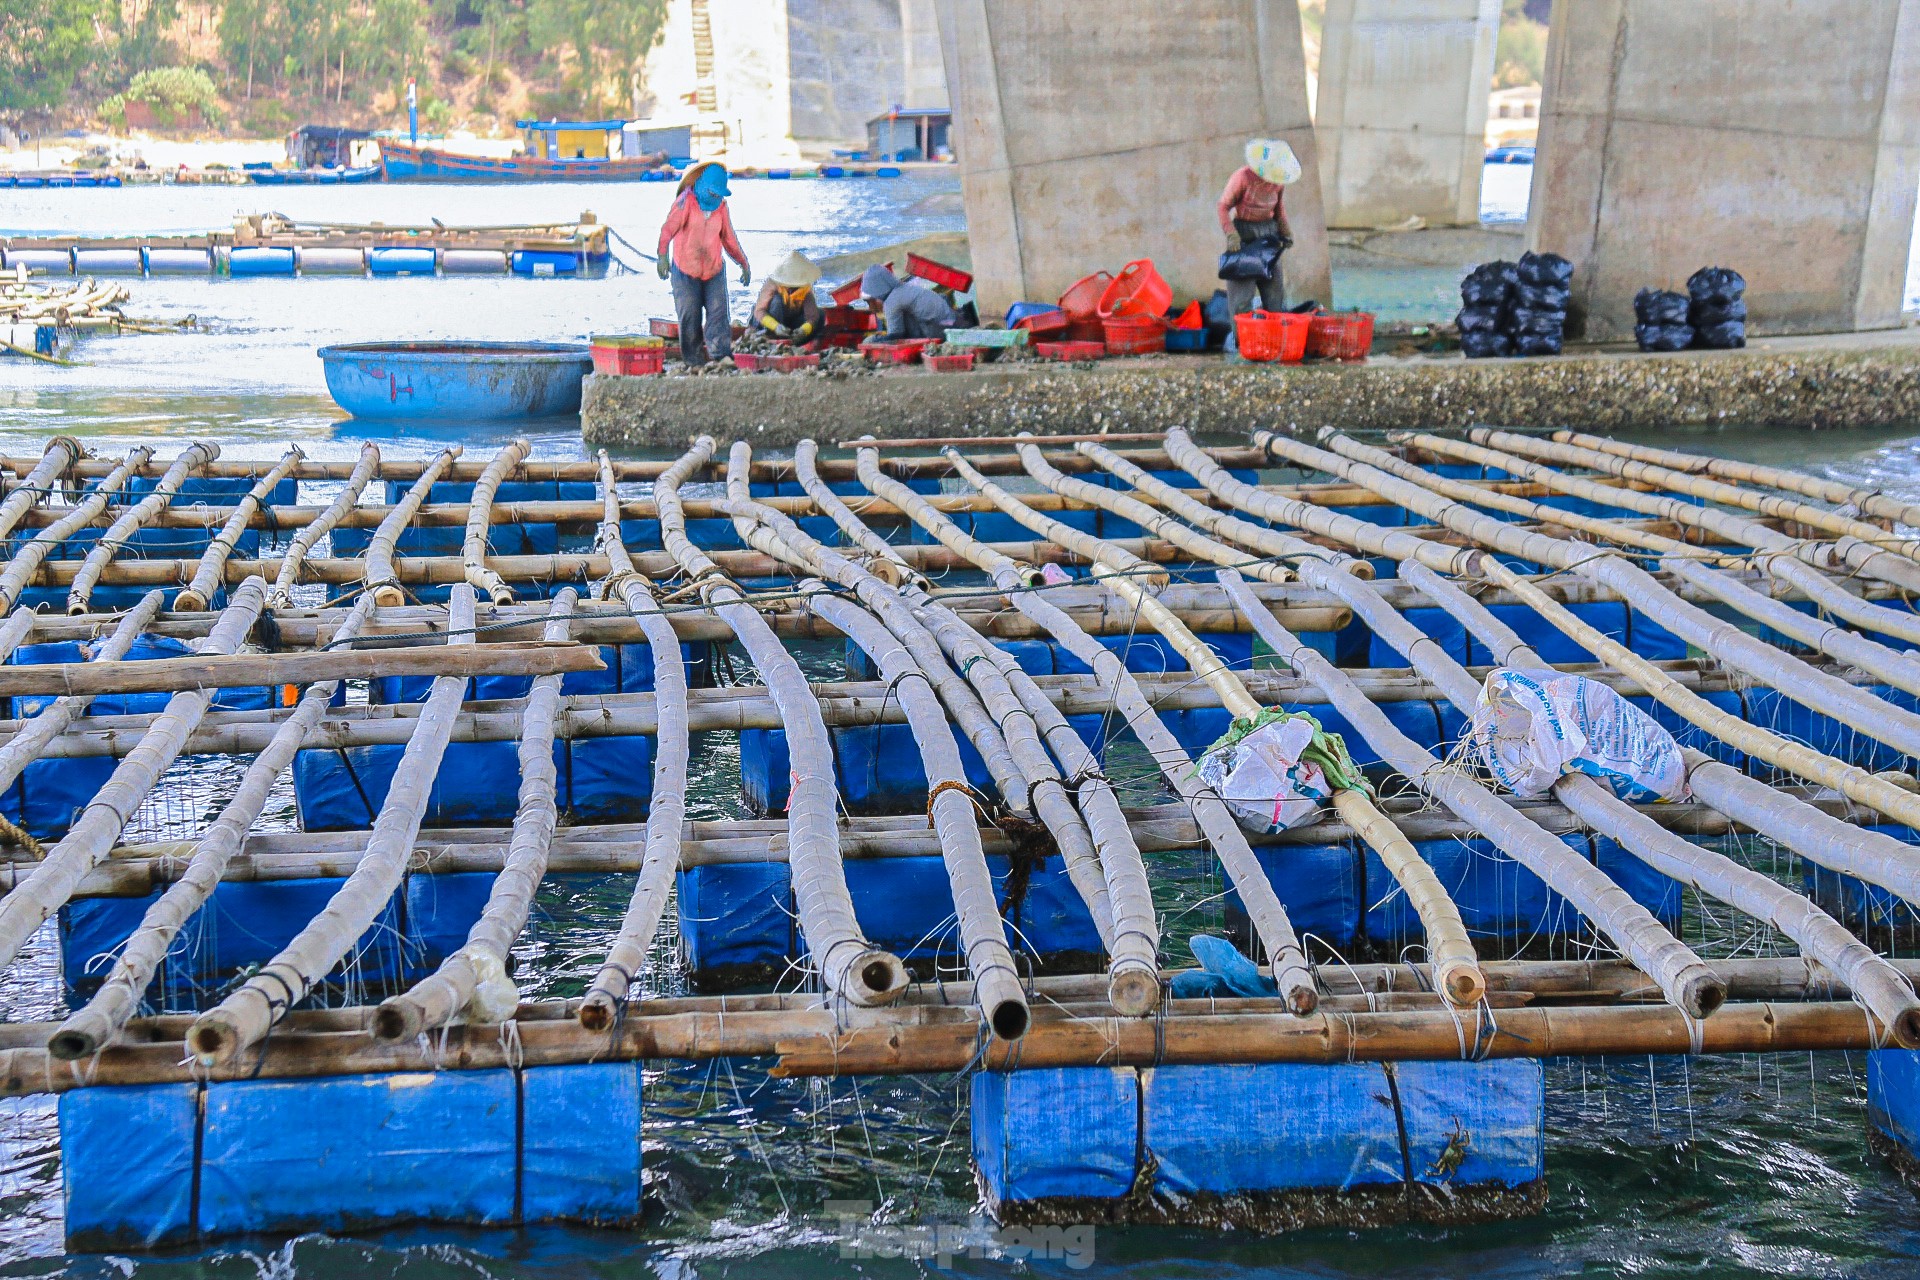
[692, 166, 730, 212]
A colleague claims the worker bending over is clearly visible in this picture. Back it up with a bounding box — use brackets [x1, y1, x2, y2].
[861, 265, 956, 341]
[1216, 138, 1298, 316]
[752, 252, 824, 347]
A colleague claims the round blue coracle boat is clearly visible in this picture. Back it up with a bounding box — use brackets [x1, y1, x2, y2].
[317, 340, 594, 420]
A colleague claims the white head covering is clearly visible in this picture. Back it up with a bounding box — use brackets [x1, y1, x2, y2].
[768, 251, 822, 289]
[1245, 138, 1302, 186]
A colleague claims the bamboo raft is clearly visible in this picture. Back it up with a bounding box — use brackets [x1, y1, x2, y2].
[5, 427, 1920, 1243]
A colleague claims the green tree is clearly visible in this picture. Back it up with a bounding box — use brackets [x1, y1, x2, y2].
[526, 0, 665, 114]
[1495, 0, 1548, 88]
[0, 0, 111, 115]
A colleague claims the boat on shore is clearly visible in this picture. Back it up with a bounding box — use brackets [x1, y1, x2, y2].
[318, 340, 594, 419]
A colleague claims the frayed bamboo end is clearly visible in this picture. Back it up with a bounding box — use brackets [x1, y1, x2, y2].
[851, 952, 910, 1006]
[371, 997, 424, 1044]
[1440, 961, 1488, 1008]
[1892, 1008, 1920, 1050]
[371, 584, 406, 608]
[172, 589, 209, 613]
[1108, 966, 1160, 1017]
[186, 1011, 241, 1065]
[577, 994, 617, 1032]
[46, 1026, 98, 1062]
[1678, 968, 1728, 1020]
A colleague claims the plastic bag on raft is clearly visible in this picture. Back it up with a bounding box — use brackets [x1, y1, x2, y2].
[1196, 708, 1367, 835]
[1470, 668, 1689, 803]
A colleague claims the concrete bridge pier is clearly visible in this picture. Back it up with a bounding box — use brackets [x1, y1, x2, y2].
[1530, 0, 1920, 340]
[934, 0, 1333, 317]
[1314, 0, 1502, 229]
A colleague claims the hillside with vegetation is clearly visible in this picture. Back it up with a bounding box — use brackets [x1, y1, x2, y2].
[0, 0, 668, 137]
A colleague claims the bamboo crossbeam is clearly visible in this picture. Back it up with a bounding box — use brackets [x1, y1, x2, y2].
[66, 441, 219, 615]
[462, 438, 530, 607]
[175, 447, 304, 612]
[579, 452, 696, 1031]
[46, 595, 379, 1061]
[366, 447, 459, 607]
[0, 446, 151, 614]
[273, 441, 378, 607]
[0, 581, 266, 975]
[187, 585, 481, 1065]
[659, 437, 905, 1008]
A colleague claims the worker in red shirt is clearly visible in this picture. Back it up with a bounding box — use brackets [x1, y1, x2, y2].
[1217, 139, 1299, 318]
[656, 161, 751, 366]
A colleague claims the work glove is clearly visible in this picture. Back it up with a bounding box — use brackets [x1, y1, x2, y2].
[1224, 230, 1241, 252]
[1278, 235, 1294, 252]
[759, 314, 783, 335]
[655, 257, 670, 280]
[773, 322, 794, 339]
[738, 264, 751, 287]
[794, 321, 814, 340]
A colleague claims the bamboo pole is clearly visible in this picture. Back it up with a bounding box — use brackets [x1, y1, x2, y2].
[272, 441, 379, 607]
[187, 585, 481, 1065]
[66, 441, 220, 615]
[1413, 429, 1920, 652]
[657, 437, 905, 1008]
[720, 444, 1068, 1019]
[366, 447, 460, 608]
[792, 439, 919, 586]
[0, 580, 266, 973]
[1215, 567, 1724, 1017]
[1552, 430, 1920, 531]
[1017, 445, 1487, 1007]
[0, 447, 152, 615]
[175, 447, 303, 612]
[0, 592, 163, 801]
[1303, 432, 1920, 779]
[462, 438, 531, 607]
[375, 590, 577, 1042]
[578, 452, 693, 1031]
[0, 437, 82, 545]
[1482, 430, 1920, 594]
[46, 594, 378, 1061]
[1387, 560, 1920, 1047]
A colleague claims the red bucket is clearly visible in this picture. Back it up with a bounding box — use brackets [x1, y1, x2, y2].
[1102, 314, 1167, 356]
[1234, 310, 1311, 363]
[1097, 259, 1173, 319]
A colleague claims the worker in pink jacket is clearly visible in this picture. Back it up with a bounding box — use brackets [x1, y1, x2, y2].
[656, 161, 751, 366]
[1217, 139, 1299, 317]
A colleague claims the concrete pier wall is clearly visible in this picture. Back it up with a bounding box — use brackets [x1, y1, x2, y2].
[1529, 0, 1920, 340]
[1315, 0, 1501, 228]
[934, 0, 1332, 316]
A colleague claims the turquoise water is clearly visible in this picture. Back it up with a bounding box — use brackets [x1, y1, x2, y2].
[1, 174, 1920, 1276]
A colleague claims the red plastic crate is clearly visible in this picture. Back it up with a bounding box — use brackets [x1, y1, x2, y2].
[1102, 314, 1167, 356]
[861, 337, 933, 364]
[823, 304, 876, 331]
[1034, 340, 1107, 361]
[907, 251, 973, 293]
[830, 277, 864, 306]
[769, 353, 821, 373]
[925, 352, 976, 372]
[1063, 319, 1106, 343]
[732, 351, 768, 372]
[591, 339, 665, 376]
[1306, 312, 1376, 361]
[1014, 310, 1070, 339]
[649, 316, 678, 340]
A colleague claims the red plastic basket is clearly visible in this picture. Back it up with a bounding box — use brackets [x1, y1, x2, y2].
[1306, 312, 1376, 361]
[769, 353, 821, 373]
[925, 352, 976, 372]
[907, 252, 974, 293]
[1234, 310, 1311, 363]
[1096, 259, 1172, 320]
[1035, 340, 1107, 361]
[861, 337, 934, 364]
[1058, 271, 1113, 322]
[1014, 310, 1070, 339]
[1102, 314, 1167, 356]
[649, 316, 679, 340]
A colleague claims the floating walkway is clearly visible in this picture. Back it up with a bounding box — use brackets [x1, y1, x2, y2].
[2, 429, 1920, 1244]
[0, 213, 611, 279]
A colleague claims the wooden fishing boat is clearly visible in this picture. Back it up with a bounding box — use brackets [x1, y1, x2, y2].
[378, 119, 672, 183]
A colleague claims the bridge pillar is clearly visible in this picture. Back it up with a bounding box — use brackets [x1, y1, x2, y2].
[935, 0, 1331, 316]
[1531, 0, 1920, 340]
[1314, 0, 1501, 229]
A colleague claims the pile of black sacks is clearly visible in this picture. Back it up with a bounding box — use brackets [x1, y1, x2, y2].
[1636, 267, 1747, 352]
[1457, 251, 1574, 358]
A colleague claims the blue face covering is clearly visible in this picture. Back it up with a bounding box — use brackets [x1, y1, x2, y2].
[693, 165, 730, 212]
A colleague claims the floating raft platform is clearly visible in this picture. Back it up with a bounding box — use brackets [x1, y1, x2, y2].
[0, 213, 611, 279]
[5, 428, 1920, 1246]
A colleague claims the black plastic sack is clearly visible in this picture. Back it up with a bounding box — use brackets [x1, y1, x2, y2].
[1516, 251, 1573, 289]
[1634, 288, 1690, 326]
[1218, 237, 1282, 281]
[1513, 331, 1564, 357]
[1504, 306, 1567, 337]
[1635, 322, 1694, 352]
[1203, 289, 1234, 346]
[1689, 298, 1748, 326]
[1687, 266, 1745, 306]
[1694, 320, 1746, 349]
[1455, 305, 1503, 334]
[1461, 330, 1514, 359]
[1460, 264, 1514, 307]
[1515, 281, 1570, 311]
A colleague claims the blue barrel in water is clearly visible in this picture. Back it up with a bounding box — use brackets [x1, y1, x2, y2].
[317, 340, 594, 420]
